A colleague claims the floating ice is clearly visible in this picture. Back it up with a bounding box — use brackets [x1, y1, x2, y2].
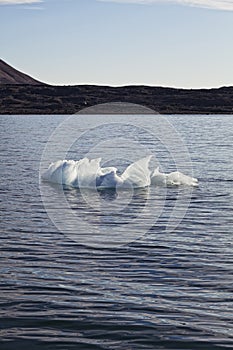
[42, 156, 198, 189]
[151, 167, 198, 187]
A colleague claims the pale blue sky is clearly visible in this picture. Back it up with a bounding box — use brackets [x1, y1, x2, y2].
[1, 0, 233, 88]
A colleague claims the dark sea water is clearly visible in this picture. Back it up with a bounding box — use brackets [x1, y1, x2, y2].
[0, 114, 233, 350]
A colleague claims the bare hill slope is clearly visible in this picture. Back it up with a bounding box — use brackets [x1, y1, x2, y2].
[0, 59, 44, 85]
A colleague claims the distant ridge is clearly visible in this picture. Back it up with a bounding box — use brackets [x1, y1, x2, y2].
[0, 59, 44, 85]
[0, 58, 232, 114]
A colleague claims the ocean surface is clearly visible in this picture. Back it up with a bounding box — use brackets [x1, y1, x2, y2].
[0, 114, 233, 350]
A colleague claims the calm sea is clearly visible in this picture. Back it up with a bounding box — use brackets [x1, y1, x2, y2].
[0, 114, 233, 350]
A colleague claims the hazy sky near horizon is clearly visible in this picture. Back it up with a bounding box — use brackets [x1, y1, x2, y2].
[1, 0, 233, 87]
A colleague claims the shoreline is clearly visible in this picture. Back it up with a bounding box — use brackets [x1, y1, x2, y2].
[0, 84, 233, 115]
